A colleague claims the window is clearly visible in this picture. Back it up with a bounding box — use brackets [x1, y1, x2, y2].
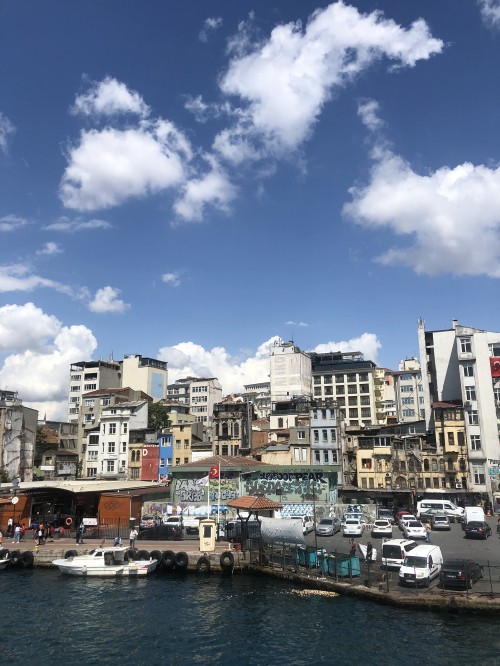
[349, 409, 358, 418]
[106, 461, 115, 472]
[468, 410, 478, 425]
[88, 434, 99, 446]
[465, 386, 476, 401]
[123, 423, 128, 434]
[460, 338, 472, 354]
[322, 429, 328, 442]
[323, 375, 332, 384]
[294, 448, 300, 462]
[85, 399, 95, 407]
[361, 458, 372, 469]
[359, 373, 368, 381]
[84, 414, 93, 423]
[175, 458, 180, 465]
[470, 435, 481, 450]
[473, 464, 485, 485]
[102, 398, 110, 406]
[314, 376, 321, 385]
[84, 383, 96, 391]
[330, 429, 336, 442]
[86, 468, 97, 478]
[108, 442, 115, 453]
[401, 385, 413, 393]
[297, 430, 305, 440]
[325, 387, 333, 396]
[176, 440, 181, 449]
[489, 343, 500, 357]
[402, 397, 414, 404]
[87, 451, 98, 461]
[313, 430, 319, 443]
[348, 386, 357, 394]
[184, 439, 189, 449]
[122, 442, 127, 453]
[315, 451, 321, 463]
[337, 398, 345, 407]
[447, 432, 454, 447]
[302, 448, 307, 462]
[335, 374, 344, 383]
[361, 408, 371, 418]
[336, 386, 345, 395]
[347, 374, 356, 383]
[360, 396, 370, 406]
[348, 397, 357, 406]
[70, 396, 80, 403]
[278, 418, 284, 428]
[314, 387, 321, 396]
[109, 423, 116, 435]
[184, 457, 189, 464]
[463, 364, 474, 377]
[360, 384, 369, 393]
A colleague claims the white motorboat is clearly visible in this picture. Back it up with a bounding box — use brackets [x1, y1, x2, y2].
[52, 547, 157, 577]
[0, 548, 10, 571]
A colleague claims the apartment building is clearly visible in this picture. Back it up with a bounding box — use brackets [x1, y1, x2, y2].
[418, 318, 500, 497]
[243, 381, 271, 419]
[392, 358, 425, 423]
[270, 340, 312, 401]
[67, 359, 121, 422]
[167, 376, 222, 425]
[212, 402, 253, 457]
[0, 390, 37, 482]
[121, 354, 168, 401]
[310, 401, 343, 466]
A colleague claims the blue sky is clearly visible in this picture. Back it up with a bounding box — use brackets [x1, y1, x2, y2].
[2, 1, 500, 419]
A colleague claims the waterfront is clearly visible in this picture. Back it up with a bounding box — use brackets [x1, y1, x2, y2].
[2, 570, 500, 665]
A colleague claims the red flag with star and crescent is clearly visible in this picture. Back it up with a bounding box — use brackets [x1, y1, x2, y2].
[209, 465, 220, 479]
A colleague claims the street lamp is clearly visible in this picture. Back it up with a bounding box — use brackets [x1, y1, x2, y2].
[11, 477, 20, 533]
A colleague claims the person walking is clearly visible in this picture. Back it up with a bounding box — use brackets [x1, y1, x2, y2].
[349, 538, 357, 557]
[366, 541, 373, 562]
[425, 522, 432, 543]
[129, 527, 138, 549]
[13, 524, 21, 543]
[0, 529, 3, 547]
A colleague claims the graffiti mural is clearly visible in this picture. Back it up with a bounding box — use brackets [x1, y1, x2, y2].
[243, 470, 329, 503]
[209, 477, 239, 503]
[173, 478, 207, 503]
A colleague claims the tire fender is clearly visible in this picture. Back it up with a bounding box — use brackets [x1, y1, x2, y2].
[219, 551, 235, 571]
[21, 551, 34, 568]
[137, 550, 150, 560]
[161, 550, 176, 570]
[196, 555, 210, 573]
[175, 551, 189, 570]
[64, 550, 78, 559]
[10, 550, 22, 566]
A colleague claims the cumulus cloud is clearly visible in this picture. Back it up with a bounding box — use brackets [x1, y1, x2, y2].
[0, 263, 75, 296]
[0, 215, 27, 232]
[478, 0, 500, 28]
[313, 333, 382, 363]
[159, 337, 278, 394]
[162, 272, 181, 287]
[199, 16, 223, 42]
[357, 99, 385, 132]
[0, 303, 61, 353]
[344, 145, 500, 277]
[0, 112, 15, 153]
[216, 3, 443, 158]
[43, 216, 112, 232]
[60, 122, 190, 211]
[173, 160, 237, 222]
[0, 315, 97, 419]
[88, 286, 129, 313]
[71, 76, 150, 118]
[36, 242, 62, 256]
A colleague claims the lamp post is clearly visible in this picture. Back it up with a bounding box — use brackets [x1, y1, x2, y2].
[11, 477, 20, 533]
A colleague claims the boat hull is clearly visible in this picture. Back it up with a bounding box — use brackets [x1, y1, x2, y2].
[52, 556, 157, 577]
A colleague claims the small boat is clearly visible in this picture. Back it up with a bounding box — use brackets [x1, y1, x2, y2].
[52, 547, 157, 577]
[0, 548, 11, 571]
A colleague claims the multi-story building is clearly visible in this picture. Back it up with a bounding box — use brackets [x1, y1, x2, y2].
[67, 359, 121, 422]
[166, 376, 222, 425]
[270, 341, 312, 401]
[310, 401, 343, 466]
[310, 351, 379, 427]
[212, 402, 253, 458]
[170, 421, 206, 466]
[121, 354, 168, 401]
[0, 390, 37, 482]
[392, 358, 425, 423]
[418, 318, 500, 497]
[243, 381, 271, 419]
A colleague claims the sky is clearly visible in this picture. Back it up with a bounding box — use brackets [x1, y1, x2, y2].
[2, 0, 500, 420]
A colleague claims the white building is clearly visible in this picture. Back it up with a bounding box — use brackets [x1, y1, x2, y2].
[121, 354, 168, 401]
[310, 403, 343, 466]
[418, 318, 500, 497]
[270, 341, 312, 401]
[243, 381, 271, 419]
[189, 378, 222, 424]
[0, 390, 37, 482]
[392, 358, 425, 423]
[67, 359, 121, 422]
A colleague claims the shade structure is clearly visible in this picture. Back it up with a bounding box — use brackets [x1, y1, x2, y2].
[227, 495, 283, 512]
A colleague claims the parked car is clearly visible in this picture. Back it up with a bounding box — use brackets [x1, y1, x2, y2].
[139, 515, 160, 529]
[416, 499, 464, 523]
[402, 520, 427, 540]
[138, 524, 182, 540]
[289, 515, 314, 534]
[464, 521, 492, 539]
[341, 512, 366, 527]
[343, 518, 365, 537]
[398, 545, 443, 587]
[399, 515, 417, 530]
[377, 508, 394, 524]
[439, 559, 483, 589]
[371, 519, 393, 538]
[431, 514, 451, 531]
[315, 517, 341, 536]
[381, 539, 418, 569]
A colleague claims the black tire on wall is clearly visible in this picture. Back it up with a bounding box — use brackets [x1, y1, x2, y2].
[21, 551, 34, 568]
[196, 556, 210, 574]
[150, 550, 162, 569]
[175, 551, 189, 570]
[161, 550, 176, 570]
[10, 550, 22, 567]
[137, 550, 150, 560]
[64, 550, 78, 559]
[219, 551, 235, 572]
[124, 548, 138, 561]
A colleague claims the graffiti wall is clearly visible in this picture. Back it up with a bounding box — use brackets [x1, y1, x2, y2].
[242, 469, 334, 503]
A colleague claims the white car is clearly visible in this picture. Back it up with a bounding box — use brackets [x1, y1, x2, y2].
[403, 520, 427, 540]
[371, 519, 393, 538]
[399, 515, 417, 530]
[289, 515, 314, 534]
[343, 518, 365, 537]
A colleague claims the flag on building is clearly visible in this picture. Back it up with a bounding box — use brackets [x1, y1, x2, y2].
[209, 465, 220, 479]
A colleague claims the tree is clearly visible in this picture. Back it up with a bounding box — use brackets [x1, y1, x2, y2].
[148, 402, 170, 432]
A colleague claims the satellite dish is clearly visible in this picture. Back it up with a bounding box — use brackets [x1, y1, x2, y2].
[11, 496, 19, 505]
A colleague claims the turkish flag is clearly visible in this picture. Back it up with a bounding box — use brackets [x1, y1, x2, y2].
[490, 358, 500, 377]
[209, 465, 220, 479]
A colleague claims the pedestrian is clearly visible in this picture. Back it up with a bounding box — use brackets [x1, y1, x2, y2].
[129, 527, 138, 549]
[425, 522, 432, 543]
[113, 535, 123, 547]
[20, 524, 26, 541]
[366, 541, 373, 562]
[13, 524, 21, 543]
[7, 517, 13, 537]
[349, 538, 357, 557]
[76, 523, 84, 545]
[0, 529, 3, 546]
[36, 525, 43, 546]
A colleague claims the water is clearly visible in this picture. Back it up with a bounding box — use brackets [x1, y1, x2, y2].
[1, 569, 500, 665]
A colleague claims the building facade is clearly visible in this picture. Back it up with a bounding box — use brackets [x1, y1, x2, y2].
[121, 354, 168, 401]
[270, 341, 312, 401]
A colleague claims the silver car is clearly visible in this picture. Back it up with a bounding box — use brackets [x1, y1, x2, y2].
[315, 517, 341, 536]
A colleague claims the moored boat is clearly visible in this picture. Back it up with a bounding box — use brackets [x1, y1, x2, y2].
[52, 546, 157, 577]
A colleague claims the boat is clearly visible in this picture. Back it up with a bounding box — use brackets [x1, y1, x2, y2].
[52, 547, 157, 577]
[0, 548, 10, 571]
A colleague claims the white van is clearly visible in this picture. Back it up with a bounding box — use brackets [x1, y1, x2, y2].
[381, 538, 418, 569]
[398, 544, 443, 587]
[416, 500, 464, 522]
[289, 515, 314, 534]
[462, 506, 485, 529]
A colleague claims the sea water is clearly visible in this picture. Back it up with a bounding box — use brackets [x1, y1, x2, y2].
[1, 569, 499, 665]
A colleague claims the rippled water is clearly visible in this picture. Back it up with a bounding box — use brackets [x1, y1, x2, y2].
[1, 569, 500, 665]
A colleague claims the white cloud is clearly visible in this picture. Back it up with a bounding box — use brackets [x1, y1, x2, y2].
[478, 0, 500, 28]
[36, 242, 62, 256]
[217, 3, 443, 157]
[344, 145, 500, 277]
[71, 76, 150, 118]
[199, 16, 223, 42]
[0, 112, 15, 154]
[60, 122, 189, 211]
[0, 303, 61, 353]
[313, 333, 382, 363]
[43, 216, 112, 232]
[357, 99, 385, 132]
[0, 215, 27, 232]
[286, 320, 308, 328]
[88, 286, 129, 313]
[0, 315, 97, 419]
[0, 263, 75, 296]
[162, 272, 181, 287]
[173, 160, 237, 222]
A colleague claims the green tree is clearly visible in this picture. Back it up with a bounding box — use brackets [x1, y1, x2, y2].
[148, 402, 170, 431]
